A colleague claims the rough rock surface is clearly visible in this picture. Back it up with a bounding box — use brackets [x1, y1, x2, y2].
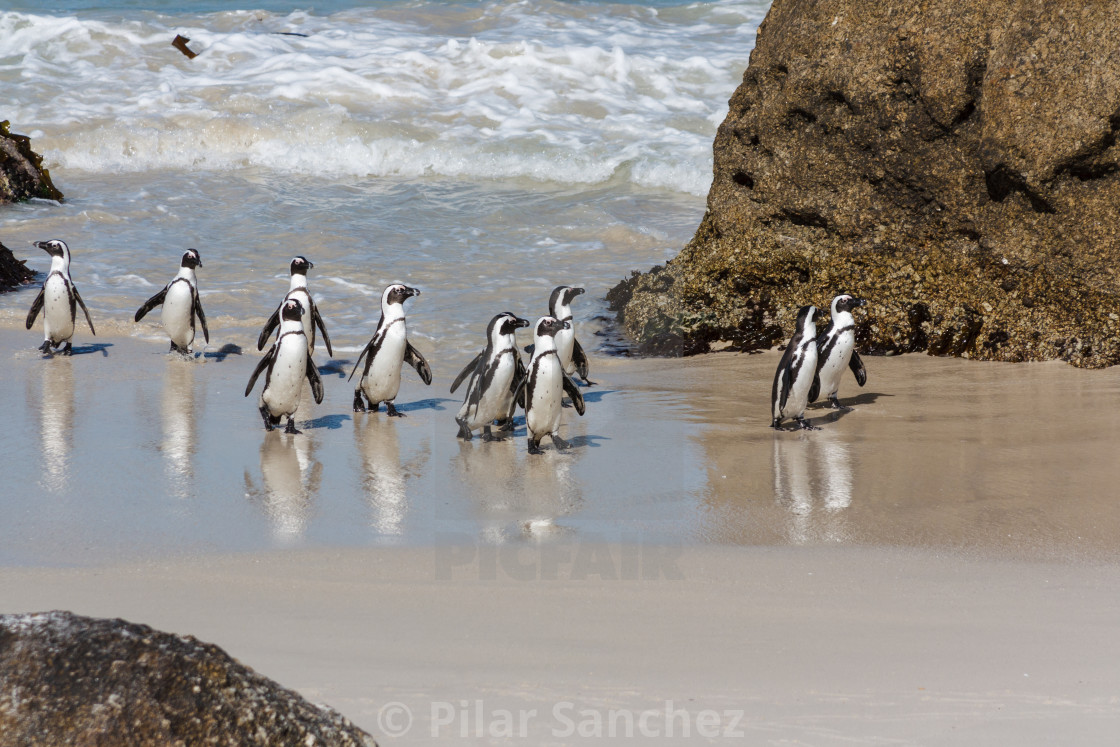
[610, 0, 1120, 367]
[0, 240, 34, 291]
[0, 121, 62, 204]
[0, 611, 378, 747]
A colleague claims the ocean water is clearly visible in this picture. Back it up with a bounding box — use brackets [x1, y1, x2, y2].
[0, 0, 767, 353]
[0, 0, 772, 561]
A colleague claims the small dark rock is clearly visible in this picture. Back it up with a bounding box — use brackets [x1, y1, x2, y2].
[0, 611, 378, 747]
[0, 121, 63, 204]
[0, 240, 35, 291]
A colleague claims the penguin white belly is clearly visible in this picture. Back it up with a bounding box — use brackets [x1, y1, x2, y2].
[818, 330, 854, 397]
[783, 346, 818, 417]
[463, 354, 514, 428]
[287, 288, 315, 353]
[554, 327, 575, 375]
[526, 356, 563, 438]
[361, 325, 406, 403]
[262, 338, 308, 418]
[43, 275, 73, 343]
[162, 281, 195, 349]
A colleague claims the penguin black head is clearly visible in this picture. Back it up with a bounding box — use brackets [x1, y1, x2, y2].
[384, 284, 420, 306]
[281, 298, 305, 321]
[795, 304, 818, 328]
[549, 285, 585, 316]
[535, 316, 570, 338]
[831, 294, 866, 314]
[290, 256, 313, 275]
[35, 239, 69, 260]
[489, 311, 531, 339]
[181, 249, 202, 269]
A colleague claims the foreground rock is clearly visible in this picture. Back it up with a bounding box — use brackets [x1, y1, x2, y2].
[0, 120, 63, 204]
[0, 611, 378, 747]
[611, 0, 1120, 367]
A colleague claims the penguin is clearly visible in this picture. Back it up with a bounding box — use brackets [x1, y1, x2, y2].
[25, 239, 96, 356]
[450, 311, 530, 441]
[771, 304, 820, 431]
[257, 256, 332, 357]
[244, 298, 324, 434]
[349, 284, 432, 417]
[548, 285, 594, 385]
[134, 248, 209, 355]
[812, 294, 868, 410]
[513, 316, 585, 454]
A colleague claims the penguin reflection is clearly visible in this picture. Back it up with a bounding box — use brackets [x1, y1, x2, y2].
[452, 438, 521, 530]
[248, 431, 322, 542]
[161, 358, 197, 497]
[355, 416, 428, 535]
[772, 430, 852, 544]
[521, 450, 584, 537]
[38, 357, 75, 492]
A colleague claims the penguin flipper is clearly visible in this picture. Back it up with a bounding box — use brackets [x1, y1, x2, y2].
[778, 367, 792, 412]
[450, 350, 484, 394]
[134, 286, 167, 322]
[73, 285, 96, 335]
[405, 341, 433, 386]
[245, 346, 276, 397]
[512, 375, 528, 413]
[311, 302, 333, 358]
[306, 356, 325, 404]
[808, 373, 821, 404]
[25, 287, 45, 329]
[192, 287, 209, 343]
[512, 354, 527, 395]
[257, 306, 281, 351]
[850, 350, 867, 387]
[572, 337, 590, 381]
[562, 373, 586, 416]
[348, 337, 375, 382]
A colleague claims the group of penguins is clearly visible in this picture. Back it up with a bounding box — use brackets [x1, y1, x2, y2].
[23, 240, 595, 454]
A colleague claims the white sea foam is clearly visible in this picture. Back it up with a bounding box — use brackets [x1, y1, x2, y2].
[1, 0, 764, 195]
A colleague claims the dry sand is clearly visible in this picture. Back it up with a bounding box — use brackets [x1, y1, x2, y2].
[3, 328, 1120, 744]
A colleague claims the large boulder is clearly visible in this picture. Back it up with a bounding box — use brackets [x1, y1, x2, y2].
[0, 611, 378, 747]
[0, 120, 63, 204]
[609, 0, 1120, 367]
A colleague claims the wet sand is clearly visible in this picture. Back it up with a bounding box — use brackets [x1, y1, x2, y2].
[3, 328, 1120, 743]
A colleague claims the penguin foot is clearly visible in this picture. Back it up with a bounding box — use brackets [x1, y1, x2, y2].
[550, 434, 570, 450]
[771, 418, 783, 430]
[494, 418, 514, 431]
[580, 378, 598, 387]
[527, 440, 545, 455]
[456, 420, 472, 440]
[170, 343, 192, 357]
[352, 391, 367, 413]
[259, 404, 274, 431]
[60, 342, 73, 356]
[482, 426, 496, 442]
[794, 417, 819, 431]
[285, 418, 302, 435]
[37, 340, 53, 354]
[828, 396, 852, 411]
[385, 402, 405, 417]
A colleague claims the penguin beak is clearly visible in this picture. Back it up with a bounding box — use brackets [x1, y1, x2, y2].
[574, 287, 585, 296]
[306, 260, 314, 270]
[407, 287, 420, 298]
[515, 317, 530, 328]
[856, 298, 867, 307]
[562, 320, 571, 330]
[35, 241, 50, 253]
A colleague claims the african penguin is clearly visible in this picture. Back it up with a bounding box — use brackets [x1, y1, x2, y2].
[548, 285, 594, 385]
[514, 316, 585, 454]
[257, 256, 333, 357]
[771, 304, 820, 431]
[244, 298, 324, 434]
[812, 294, 868, 410]
[450, 311, 530, 441]
[134, 248, 209, 355]
[25, 239, 96, 356]
[350, 284, 432, 417]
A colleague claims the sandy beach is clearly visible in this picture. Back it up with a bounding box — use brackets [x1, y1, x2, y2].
[4, 327, 1120, 744]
